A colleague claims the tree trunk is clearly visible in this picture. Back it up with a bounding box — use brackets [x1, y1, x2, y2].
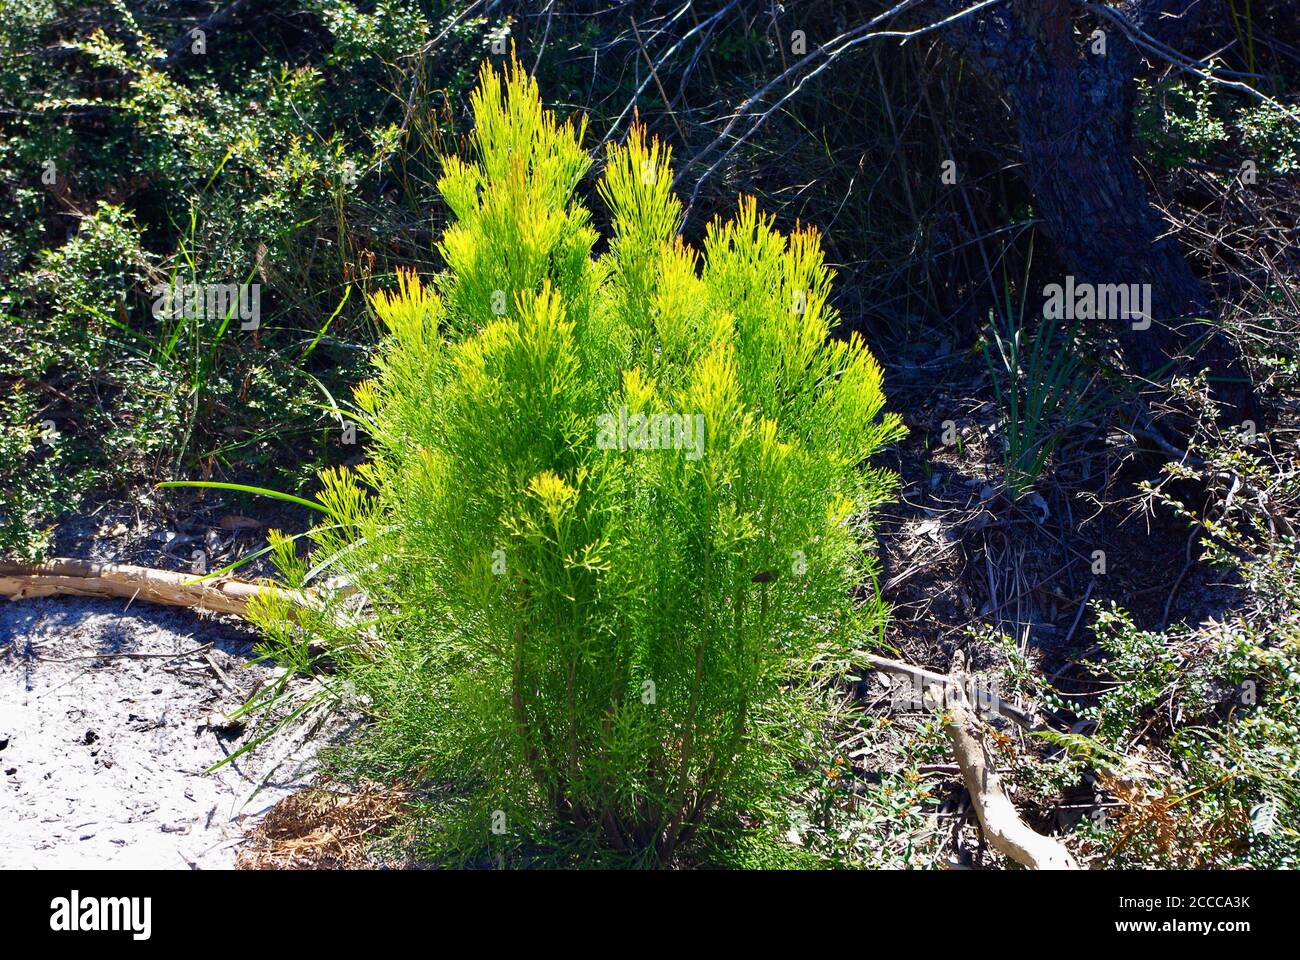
[939, 0, 1260, 425]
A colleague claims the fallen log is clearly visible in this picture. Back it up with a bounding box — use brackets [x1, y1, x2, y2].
[942, 651, 1079, 870]
[0, 558, 304, 619]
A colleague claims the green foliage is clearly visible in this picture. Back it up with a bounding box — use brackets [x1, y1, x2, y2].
[1237, 101, 1300, 174]
[1038, 378, 1300, 867]
[255, 60, 904, 866]
[1142, 78, 1230, 164]
[1, 203, 177, 556]
[0, 0, 497, 555]
[306, 0, 431, 63]
[792, 711, 948, 869]
[983, 258, 1102, 502]
[0, 387, 77, 560]
[1074, 597, 1300, 867]
[1137, 77, 1300, 174]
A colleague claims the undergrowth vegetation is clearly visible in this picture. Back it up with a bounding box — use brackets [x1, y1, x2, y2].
[251, 61, 904, 866]
[1081, 383, 1300, 867]
[964, 375, 1300, 869]
[982, 251, 1105, 503]
[1, 0, 490, 555]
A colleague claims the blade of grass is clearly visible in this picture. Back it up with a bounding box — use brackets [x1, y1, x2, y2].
[157, 480, 329, 512]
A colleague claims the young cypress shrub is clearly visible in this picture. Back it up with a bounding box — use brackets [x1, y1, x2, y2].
[257, 59, 904, 865]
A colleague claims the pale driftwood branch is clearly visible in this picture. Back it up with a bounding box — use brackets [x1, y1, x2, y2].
[0, 558, 306, 619]
[943, 651, 1079, 870]
[865, 653, 1044, 731]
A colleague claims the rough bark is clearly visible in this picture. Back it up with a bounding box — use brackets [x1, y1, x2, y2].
[934, 0, 1259, 424]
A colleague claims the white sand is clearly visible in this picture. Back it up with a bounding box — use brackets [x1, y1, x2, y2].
[0, 597, 333, 869]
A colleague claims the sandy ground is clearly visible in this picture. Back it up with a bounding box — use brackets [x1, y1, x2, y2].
[0, 595, 336, 869]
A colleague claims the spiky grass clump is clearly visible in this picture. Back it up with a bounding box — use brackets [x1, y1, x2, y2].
[256, 59, 903, 866]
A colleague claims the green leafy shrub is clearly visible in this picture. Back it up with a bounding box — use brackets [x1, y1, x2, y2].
[0, 387, 80, 560]
[1, 203, 171, 557]
[1028, 377, 1300, 867]
[1237, 101, 1300, 175]
[1137, 77, 1300, 175]
[256, 60, 903, 865]
[0, 1, 506, 554]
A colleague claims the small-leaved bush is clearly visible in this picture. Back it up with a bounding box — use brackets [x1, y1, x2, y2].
[256, 60, 903, 866]
[0, 1, 494, 555]
[1027, 376, 1300, 868]
[1137, 77, 1300, 174]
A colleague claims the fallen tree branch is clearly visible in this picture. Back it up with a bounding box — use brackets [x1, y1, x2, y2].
[0, 558, 304, 619]
[943, 651, 1079, 870]
[865, 653, 1045, 731]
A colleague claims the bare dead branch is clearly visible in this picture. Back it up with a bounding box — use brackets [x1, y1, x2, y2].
[866, 653, 1046, 730]
[943, 651, 1080, 869]
[676, 0, 1009, 221]
[1080, 1, 1300, 127]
